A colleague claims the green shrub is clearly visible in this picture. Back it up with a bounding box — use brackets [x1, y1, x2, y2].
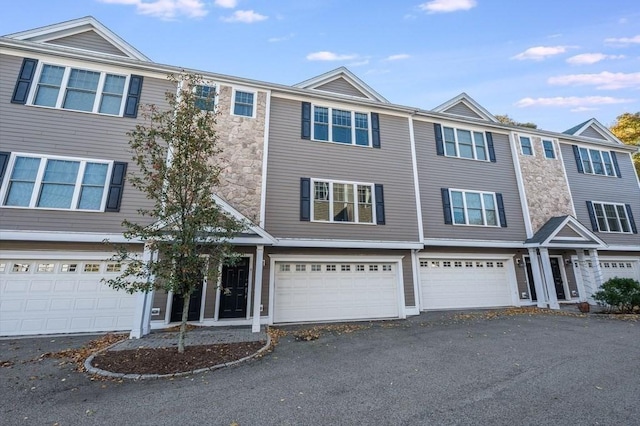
[592, 277, 640, 313]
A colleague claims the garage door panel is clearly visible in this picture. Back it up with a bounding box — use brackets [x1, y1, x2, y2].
[274, 261, 400, 323]
[0, 258, 137, 336]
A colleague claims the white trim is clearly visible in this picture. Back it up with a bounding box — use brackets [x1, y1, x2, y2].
[541, 138, 557, 160]
[308, 103, 375, 148]
[252, 246, 265, 332]
[447, 188, 502, 227]
[603, 245, 640, 252]
[517, 134, 535, 157]
[293, 67, 388, 103]
[259, 90, 271, 228]
[411, 249, 422, 312]
[438, 124, 491, 162]
[556, 138, 577, 216]
[509, 131, 534, 238]
[274, 238, 423, 249]
[418, 252, 514, 260]
[422, 238, 525, 248]
[0, 250, 126, 260]
[432, 93, 498, 123]
[565, 118, 624, 145]
[574, 145, 620, 178]
[408, 117, 424, 243]
[310, 178, 376, 225]
[0, 230, 140, 243]
[549, 254, 571, 301]
[590, 200, 635, 234]
[230, 86, 257, 118]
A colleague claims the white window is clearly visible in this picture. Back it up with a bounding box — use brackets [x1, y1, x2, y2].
[312, 179, 374, 224]
[106, 263, 122, 273]
[542, 140, 555, 159]
[326, 265, 337, 271]
[295, 264, 306, 272]
[195, 85, 216, 111]
[382, 264, 392, 271]
[341, 264, 351, 272]
[232, 89, 255, 117]
[31, 64, 128, 115]
[1, 154, 111, 211]
[450, 189, 500, 227]
[37, 263, 55, 273]
[577, 147, 617, 176]
[312, 105, 371, 146]
[356, 264, 365, 271]
[592, 202, 632, 233]
[83, 263, 101, 272]
[369, 265, 379, 271]
[12, 263, 31, 273]
[442, 126, 488, 161]
[279, 264, 290, 272]
[519, 136, 533, 156]
[311, 264, 322, 272]
[60, 263, 78, 272]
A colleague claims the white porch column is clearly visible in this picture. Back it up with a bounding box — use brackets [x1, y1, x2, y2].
[589, 249, 604, 290]
[252, 245, 265, 333]
[575, 250, 590, 303]
[527, 248, 547, 308]
[539, 248, 560, 310]
[130, 244, 155, 339]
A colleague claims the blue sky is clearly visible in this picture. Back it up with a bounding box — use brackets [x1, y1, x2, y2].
[2, 0, 639, 132]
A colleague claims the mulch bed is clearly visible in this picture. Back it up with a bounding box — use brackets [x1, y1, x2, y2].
[91, 341, 265, 375]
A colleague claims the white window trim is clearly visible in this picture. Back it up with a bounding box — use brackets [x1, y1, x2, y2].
[27, 61, 131, 117]
[576, 145, 618, 177]
[310, 178, 376, 225]
[518, 135, 534, 156]
[193, 81, 218, 112]
[311, 103, 372, 147]
[231, 87, 256, 118]
[0, 152, 113, 212]
[542, 139, 556, 159]
[441, 125, 489, 162]
[591, 201, 632, 233]
[449, 188, 501, 228]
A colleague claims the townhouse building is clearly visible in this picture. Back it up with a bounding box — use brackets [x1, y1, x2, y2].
[0, 17, 638, 337]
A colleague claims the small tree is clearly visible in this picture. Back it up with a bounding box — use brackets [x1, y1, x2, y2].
[610, 112, 640, 177]
[495, 114, 538, 129]
[105, 73, 246, 352]
[592, 277, 640, 313]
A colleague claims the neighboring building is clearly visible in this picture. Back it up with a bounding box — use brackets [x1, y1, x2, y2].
[1, 17, 638, 337]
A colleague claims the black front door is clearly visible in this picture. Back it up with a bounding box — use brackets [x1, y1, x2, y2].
[524, 257, 537, 301]
[549, 257, 566, 300]
[170, 274, 203, 323]
[219, 257, 250, 319]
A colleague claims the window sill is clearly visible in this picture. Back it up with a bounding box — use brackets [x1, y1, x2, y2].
[442, 154, 491, 163]
[310, 219, 377, 225]
[0, 205, 106, 213]
[309, 138, 373, 149]
[26, 103, 123, 118]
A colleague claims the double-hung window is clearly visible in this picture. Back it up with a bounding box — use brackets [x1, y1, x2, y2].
[2, 154, 111, 211]
[519, 136, 533, 156]
[195, 85, 216, 111]
[32, 64, 128, 115]
[542, 140, 555, 159]
[449, 189, 500, 227]
[592, 202, 632, 233]
[312, 106, 371, 146]
[312, 180, 374, 223]
[233, 90, 255, 117]
[576, 147, 617, 176]
[442, 126, 488, 160]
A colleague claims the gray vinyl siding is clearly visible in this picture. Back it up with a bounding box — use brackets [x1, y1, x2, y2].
[46, 31, 128, 57]
[579, 127, 607, 140]
[0, 53, 174, 234]
[314, 78, 368, 98]
[414, 120, 527, 241]
[560, 142, 640, 246]
[265, 96, 420, 242]
[443, 103, 482, 119]
[556, 226, 582, 238]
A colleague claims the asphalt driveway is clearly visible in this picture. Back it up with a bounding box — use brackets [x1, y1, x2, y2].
[1, 311, 639, 426]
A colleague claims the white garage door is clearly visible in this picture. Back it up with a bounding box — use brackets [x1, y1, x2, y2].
[598, 259, 640, 282]
[420, 258, 514, 310]
[274, 261, 400, 323]
[0, 258, 137, 336]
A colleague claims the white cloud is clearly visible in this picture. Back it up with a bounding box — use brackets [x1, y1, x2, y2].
[348, 59, 370, 67]
[604, 35, 640, 45]
[99, 0, 208, 19]
[222, 10, 267, 23]
[515, 96, 634, 108]
[548, 71, 640, 90]
[385, 54, 411, 61]
[306, 51, 358, 61]
[512, 46, 570, 61]
[419, 0, 477, 13]
[566, 53, 625, 65]
[570, 107, 599, 112]
[268, 33, 294, 43]
[214, 0, 237, 8]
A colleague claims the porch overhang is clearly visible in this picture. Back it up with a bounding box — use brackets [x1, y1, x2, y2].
[523, 215, 607, 250]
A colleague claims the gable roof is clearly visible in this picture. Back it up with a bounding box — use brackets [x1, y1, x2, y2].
[525, 216, 606, 248]
[294, 67, 388, 103]
[562, 118, 622, 144]
[4, 16, 150, 61]
[432, 93, 498, 123]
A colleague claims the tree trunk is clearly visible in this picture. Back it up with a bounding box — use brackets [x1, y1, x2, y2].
[177, 291, 191, 353]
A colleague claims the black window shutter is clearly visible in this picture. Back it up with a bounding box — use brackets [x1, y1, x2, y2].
[371, 113, 381, 149]
[11, 58, 38, 104]
[123, 75, 144, 118]
[572, 145, 584, 174]
[434, 123, 444, 156]
[496, 193, 507, 227]
[301, 102, 311, 140]
[105, 162, 127, 212]
[441, 188, 452, 224]
[625, 204, 637, 234]
[375, 184, 385, 225]
[586, 201, 598, 232]
[610, 151, 621, 178]
[0, 151, 11, 183]
[486, 132, 496, 162]
[300, 177, 310, 221]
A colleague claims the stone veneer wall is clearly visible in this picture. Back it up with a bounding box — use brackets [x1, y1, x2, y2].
[213, 85, 266, 223]
[516, 134, 574, 233]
